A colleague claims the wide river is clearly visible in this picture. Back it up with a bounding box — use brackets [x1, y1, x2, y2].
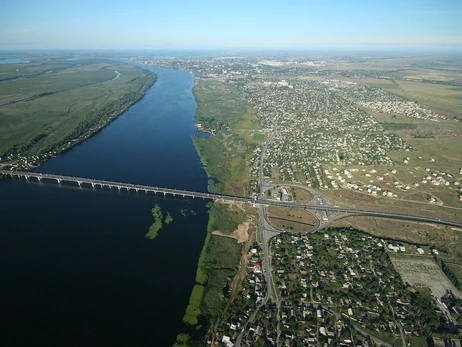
[0, 64, 209, 345]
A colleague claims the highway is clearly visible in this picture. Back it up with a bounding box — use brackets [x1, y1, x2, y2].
[2, 170, 462, 229]
[4, 169, 461, 347]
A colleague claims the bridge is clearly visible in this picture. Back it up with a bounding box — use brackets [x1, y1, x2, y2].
[2, 170, 462, 229]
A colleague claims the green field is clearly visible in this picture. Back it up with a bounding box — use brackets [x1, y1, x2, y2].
[0, 64, 116, 105]
[395, 80, 462, 117]
[266, 206, 318, 232]
[192, 78, 263, 196]
[365, 82, 399, 89]
[0, 55, 156, 169]
[180, 202, 245, 343]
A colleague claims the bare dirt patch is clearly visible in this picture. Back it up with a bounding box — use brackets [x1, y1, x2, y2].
[271, 167, 280, 180]
[212, 222, 250, 243]
[390, 255, 462, 299]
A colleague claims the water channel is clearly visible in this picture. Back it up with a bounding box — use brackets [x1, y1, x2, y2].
[0, 64, 209, 345]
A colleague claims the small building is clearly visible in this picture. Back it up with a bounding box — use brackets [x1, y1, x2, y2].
[222, 336, 234, 347]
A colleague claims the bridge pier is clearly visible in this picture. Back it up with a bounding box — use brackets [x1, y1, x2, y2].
[57, 178, 62, 184]
[37, 176, 41, 182]
[25, 175, 29, 180]
[77, 181, 82, 187]
[91, 183, 95, 188]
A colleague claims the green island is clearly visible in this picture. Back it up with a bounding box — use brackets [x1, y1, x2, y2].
[180, 209, 197, 217]
[0, 54, 156, 170]
[145, 204, 164, 240]
[165, 212, 173, 225]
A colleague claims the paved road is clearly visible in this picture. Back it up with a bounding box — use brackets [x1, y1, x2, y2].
[4, 170, 461, 228]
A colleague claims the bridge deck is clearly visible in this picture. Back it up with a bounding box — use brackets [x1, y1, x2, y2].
[1, 170, 461, 228]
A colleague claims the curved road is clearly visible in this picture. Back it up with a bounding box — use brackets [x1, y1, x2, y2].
[2, 170, 461, 229]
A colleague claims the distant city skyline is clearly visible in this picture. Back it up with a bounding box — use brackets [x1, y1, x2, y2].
[2, 0, 462, 51]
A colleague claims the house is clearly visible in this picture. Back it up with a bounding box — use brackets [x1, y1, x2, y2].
[222, 336, 234, 347]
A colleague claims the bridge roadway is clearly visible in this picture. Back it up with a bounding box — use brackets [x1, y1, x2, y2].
[2, 170, 462, 229]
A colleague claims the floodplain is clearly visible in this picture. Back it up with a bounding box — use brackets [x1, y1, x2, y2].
[0, 54, 156, 169]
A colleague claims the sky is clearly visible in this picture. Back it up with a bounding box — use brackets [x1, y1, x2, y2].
[1, 0, 462, 51]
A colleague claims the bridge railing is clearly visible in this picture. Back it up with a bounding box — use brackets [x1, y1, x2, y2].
[2, 170, 461, 228]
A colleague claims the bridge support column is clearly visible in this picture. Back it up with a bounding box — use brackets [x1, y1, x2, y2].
[57, 179, 62, 184]
[91, 183, 95, 188]
[77, 181, 82, 187]
[37, 177, 41, 182]
[25, 175, 29, 180]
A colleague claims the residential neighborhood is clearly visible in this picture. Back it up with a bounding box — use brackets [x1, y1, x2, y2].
[205, 229, 461, 347]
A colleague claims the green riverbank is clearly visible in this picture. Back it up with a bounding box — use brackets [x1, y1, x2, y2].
[175, 77, 264, 346]
[0, 58, 156, 170]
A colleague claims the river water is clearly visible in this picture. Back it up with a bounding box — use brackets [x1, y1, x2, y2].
[0, 66, 209, 345]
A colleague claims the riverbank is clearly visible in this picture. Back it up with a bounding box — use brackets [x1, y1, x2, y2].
[0, 64, 209, 346]
[191, 78, 262, 197]
[0, 59, 156, 171]
[176, 77, 264, 346]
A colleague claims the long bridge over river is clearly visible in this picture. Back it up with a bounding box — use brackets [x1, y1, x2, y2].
[2, 170, 462, 229]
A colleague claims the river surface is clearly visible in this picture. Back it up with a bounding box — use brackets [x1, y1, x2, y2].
[0, 65, 209, 345]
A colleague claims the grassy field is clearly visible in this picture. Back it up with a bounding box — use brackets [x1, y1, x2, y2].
[394, 80, 462, 117]
[365, 82, 400, 89]
[385, 69, 462, 83]
[0, 63, 116, 105]
[0, 54, 83, 81]
[290, 186, 313, 202]
[266, 206, 318, 232]
[192, 78, 263, 196]
[180, 201, 255, 342]
[0, 56, 156, 168]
